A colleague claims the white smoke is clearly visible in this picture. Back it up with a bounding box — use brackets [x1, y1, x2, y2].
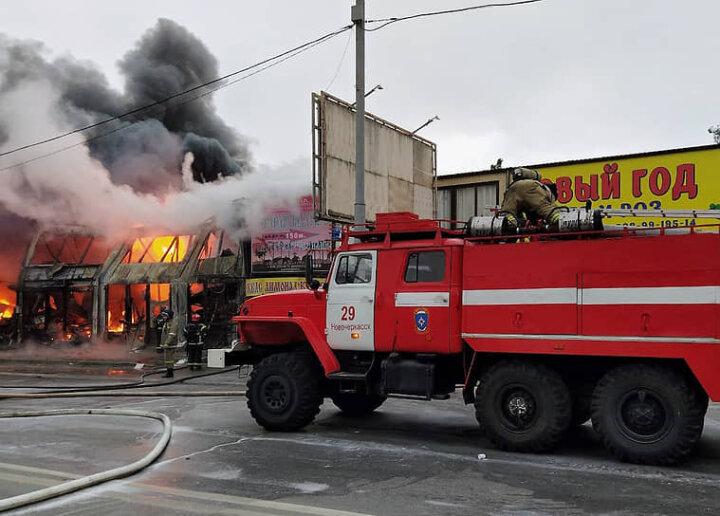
[0, 80, 308, 240]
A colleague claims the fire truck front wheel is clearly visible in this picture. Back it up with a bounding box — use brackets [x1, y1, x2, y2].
[474, 361, 572, 452]
[247, 352, 323, 432]
[591, 363, 707, 465]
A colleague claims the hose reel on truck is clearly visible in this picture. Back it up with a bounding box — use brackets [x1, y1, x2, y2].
[466, 207, 720, 237]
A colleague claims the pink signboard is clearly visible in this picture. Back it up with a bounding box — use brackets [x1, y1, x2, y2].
[251, 195, 334, 274]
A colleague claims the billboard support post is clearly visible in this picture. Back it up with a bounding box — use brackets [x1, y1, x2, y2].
[352, 0, 366, 228]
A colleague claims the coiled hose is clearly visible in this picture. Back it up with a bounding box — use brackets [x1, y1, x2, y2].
[0, 408, 172, 512]
[0, 366, 249, 510]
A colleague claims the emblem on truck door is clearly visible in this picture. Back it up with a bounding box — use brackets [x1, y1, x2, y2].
[414, 308, 429, 332]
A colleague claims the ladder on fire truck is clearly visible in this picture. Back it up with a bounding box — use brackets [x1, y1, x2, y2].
[600, 208, 720, 219]
[464, 207, 720, 239]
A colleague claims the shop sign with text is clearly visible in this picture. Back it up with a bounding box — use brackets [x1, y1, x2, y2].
[251, 195, 334, 274]
[245, 277, 325, 297]
[536, 146, 720, 228]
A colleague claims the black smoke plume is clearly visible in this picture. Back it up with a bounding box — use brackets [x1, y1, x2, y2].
[0, 18, 250, 194]
[0, 19, 252, 303]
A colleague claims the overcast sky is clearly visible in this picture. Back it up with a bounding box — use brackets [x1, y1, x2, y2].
[3, 0, 720, 175]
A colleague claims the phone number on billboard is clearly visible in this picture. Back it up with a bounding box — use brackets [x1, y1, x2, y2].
[598, 201, 699, 227]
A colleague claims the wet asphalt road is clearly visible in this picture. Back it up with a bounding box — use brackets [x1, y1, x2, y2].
[0, 366, 719, 516]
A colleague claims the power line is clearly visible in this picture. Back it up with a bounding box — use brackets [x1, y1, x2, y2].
[0, 24, 353, 161]
[365, 0, 545, 32]
[0, 28, 351, 173]
[324, 29, 353, 92]
[0, 0, 545, 167]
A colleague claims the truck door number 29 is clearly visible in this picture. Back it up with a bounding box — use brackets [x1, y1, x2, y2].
[340, 306, 356, 321]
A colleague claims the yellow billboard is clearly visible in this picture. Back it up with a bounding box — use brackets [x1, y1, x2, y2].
[245, 277, 326, 297]
[534, 145, 720, 228]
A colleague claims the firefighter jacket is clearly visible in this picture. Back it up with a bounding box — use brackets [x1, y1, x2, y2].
[183, 323, 208, 344]
[500, 179, 560, 227]
[160, 317, 180, 349]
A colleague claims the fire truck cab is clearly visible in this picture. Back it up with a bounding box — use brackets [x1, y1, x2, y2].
[234, 212, 719, 465]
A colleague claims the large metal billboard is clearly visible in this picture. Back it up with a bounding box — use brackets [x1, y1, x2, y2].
[312, 92, 437, 223]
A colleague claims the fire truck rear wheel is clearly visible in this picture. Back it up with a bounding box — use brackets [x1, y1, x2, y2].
[247, 352, 323, 432]
[591, 363, 707, 465]
[474, 361, 572, 452]
[331, 392, 387, 417]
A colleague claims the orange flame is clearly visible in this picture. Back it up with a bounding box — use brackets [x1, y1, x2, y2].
[107, 310, 125, 333]
[149, 283, 170, 301]
[198, 233, 219, 259]
[106, 282, 170, 333]
[1, 283, 15, 319]
[0, 300, 13, 319]
[124, 235, 192, 264]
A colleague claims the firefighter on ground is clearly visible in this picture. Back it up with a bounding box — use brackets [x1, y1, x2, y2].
[157, 307, 181, 378]
[152, 307, 166, 354]
[184, 312, 208, 371]
[499, 168, 561, 231]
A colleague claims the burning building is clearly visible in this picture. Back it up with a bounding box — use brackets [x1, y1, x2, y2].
[0, 20, 253, 352]
[15, 229, 113, 345]
[0, 19, 323, 357]
[10, 224, 250, 352]
[0, 282, 16, 345]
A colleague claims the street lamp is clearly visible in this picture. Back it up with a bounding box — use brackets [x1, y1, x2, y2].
[364, 83, 383, 98]
[412, 115, 440, 135]
[351, 84, 383, 106]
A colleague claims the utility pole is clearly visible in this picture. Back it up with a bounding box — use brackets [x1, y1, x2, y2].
[352, 0, 366, 227]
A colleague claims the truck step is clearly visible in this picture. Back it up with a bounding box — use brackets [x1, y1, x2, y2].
[386, 393, 431, 401]
[327, 371, 367, 381]
[386, 393, 451, 401]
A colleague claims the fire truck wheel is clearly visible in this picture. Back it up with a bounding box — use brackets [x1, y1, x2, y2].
[591, 364, 707, 465]
[331, 392, 387, 417]
[247, 352, 323, 432]
[475, 361, 572, 452]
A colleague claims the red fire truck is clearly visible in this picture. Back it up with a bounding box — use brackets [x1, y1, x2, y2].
[233, 211, 719, 465]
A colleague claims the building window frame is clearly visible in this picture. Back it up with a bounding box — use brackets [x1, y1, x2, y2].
[438, 181, 500, 226]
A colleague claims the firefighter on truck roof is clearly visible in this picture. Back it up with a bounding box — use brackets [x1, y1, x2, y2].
[499, 168, 561, 231]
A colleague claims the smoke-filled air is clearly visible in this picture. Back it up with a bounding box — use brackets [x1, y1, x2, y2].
[0, 18, 308, 244]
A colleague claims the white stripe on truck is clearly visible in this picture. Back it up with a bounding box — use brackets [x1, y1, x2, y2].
[582, 286, 718, 305]
[463, 288, 576, 305]
[462, 286, 719, 306]
[394, 292, 450, 307]
[461, 332, 720, 344]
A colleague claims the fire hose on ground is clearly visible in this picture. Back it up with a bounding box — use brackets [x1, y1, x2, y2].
[0, 408, 172, 512]
[0, 365, 168, 391]
[0, 366, 249, 510]
[0, 364, 244, 392]
[0, 389, 246, 399]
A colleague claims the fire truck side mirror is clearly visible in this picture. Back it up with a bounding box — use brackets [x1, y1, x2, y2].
[304, 255, 319, 290]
